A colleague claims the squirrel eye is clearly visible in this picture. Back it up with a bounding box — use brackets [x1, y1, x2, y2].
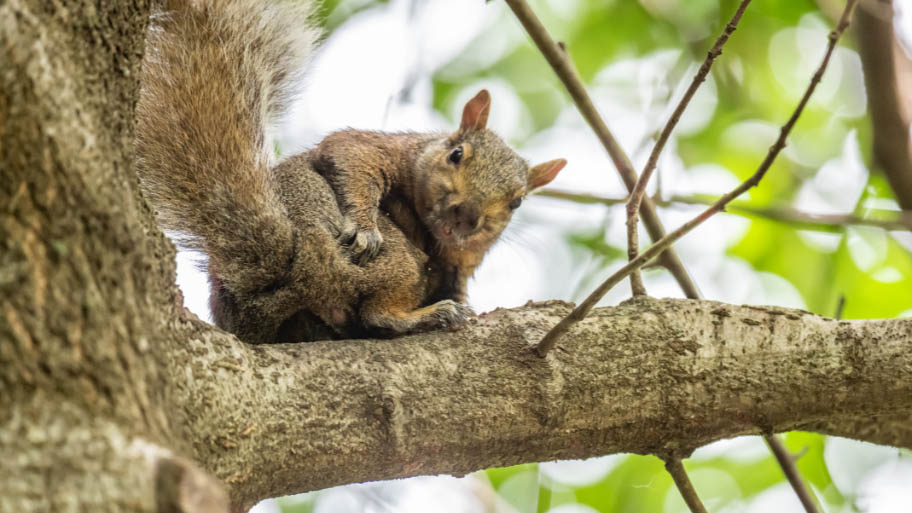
[509, 197, 522, 210]
[448, 146, 463, 166]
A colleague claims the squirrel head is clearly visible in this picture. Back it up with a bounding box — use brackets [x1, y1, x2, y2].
[413, 89, 566, 253]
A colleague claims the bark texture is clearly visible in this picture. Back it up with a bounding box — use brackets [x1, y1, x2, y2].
[164, 299, 912, 509]
[0, 1, 216, 511]
[3, 1, 912, 513]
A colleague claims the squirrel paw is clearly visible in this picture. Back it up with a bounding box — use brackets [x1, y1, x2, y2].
[340, 223, 383, 265]
[430, 300, 474, 331]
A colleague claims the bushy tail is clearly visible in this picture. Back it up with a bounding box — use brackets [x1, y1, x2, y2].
[135, 0, 321, 292]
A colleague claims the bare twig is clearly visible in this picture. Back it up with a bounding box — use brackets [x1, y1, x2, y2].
[705, 202, 912, 232]
[536, 189, 912, 232]
[665, 458, 709, 513]
[503, 0, 702, 300]
[834, 295, 847, 320]
[764, 435, 822, 513]
[535, 0, 860, 357]
[627, 240, 648, 296]
[626, 0, 753, 296]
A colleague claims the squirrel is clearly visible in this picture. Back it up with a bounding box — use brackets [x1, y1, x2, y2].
[311, 92, 567, 303]
[134, 0, 565, 344]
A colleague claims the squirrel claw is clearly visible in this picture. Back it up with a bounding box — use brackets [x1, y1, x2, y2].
[340, 226, 383, 265]
[431, 300, 474, 330]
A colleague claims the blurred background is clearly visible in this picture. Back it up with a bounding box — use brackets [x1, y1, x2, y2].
[174, 0, 912, 511]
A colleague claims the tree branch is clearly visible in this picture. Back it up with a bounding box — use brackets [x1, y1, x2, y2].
[536, 189, 912, 232]
[535, 0, 861, 357]
[765, 435, 822, 513]
[626, 0, 753, 297]
[160, 298, 912, 509]
[503, 0, 702, 300]
[854, 0, 912, 210]
[665, 458, 709, 513]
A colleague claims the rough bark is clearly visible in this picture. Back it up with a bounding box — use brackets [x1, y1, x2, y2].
[0, 1, 213, 511]
[4, 1, 912, 513]
[164, 299, 912, 509]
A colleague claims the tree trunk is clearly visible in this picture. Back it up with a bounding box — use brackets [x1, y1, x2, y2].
[3, 2, 912, 512]
[1, 1, 216, 511]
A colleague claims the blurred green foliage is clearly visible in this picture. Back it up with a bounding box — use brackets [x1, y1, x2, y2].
[293, 0, 912, 511]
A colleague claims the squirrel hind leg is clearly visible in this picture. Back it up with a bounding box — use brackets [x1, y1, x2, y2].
[361, 300, 474, 335]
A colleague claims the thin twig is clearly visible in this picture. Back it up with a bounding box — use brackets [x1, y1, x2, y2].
[626, 0, 753, 296]
[626, 240, 647, 296]
[834, 295, 846, 320]
[535, 0, 860, 357]
[503, 0, 702, 300]
[536, 189, 912, 232]
[764, 435, 822, 513]
[665, 458, 709, 513]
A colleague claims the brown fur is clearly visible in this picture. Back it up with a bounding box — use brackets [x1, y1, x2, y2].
[135, 0, 470, 343]
[311, 91, 567, 303]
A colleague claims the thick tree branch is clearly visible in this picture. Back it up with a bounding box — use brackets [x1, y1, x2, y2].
[801, 412, 912, 448]
[160, 298, 912, 509]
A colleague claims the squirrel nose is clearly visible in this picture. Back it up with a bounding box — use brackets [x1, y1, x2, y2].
[445, 202, 482, 235]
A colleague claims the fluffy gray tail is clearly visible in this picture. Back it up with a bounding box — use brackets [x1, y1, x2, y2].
[135, 0, 321, 293]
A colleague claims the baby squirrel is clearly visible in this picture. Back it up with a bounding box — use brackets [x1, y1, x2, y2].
[312, 92, 566, 303]
[135, 0, 565, 343]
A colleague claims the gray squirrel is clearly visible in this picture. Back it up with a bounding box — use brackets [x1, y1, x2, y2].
[135, 0, 565, 343]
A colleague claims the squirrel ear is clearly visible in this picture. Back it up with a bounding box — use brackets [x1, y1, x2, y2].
[527, 159, 566, 190]
[460, 89, 491, 133]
